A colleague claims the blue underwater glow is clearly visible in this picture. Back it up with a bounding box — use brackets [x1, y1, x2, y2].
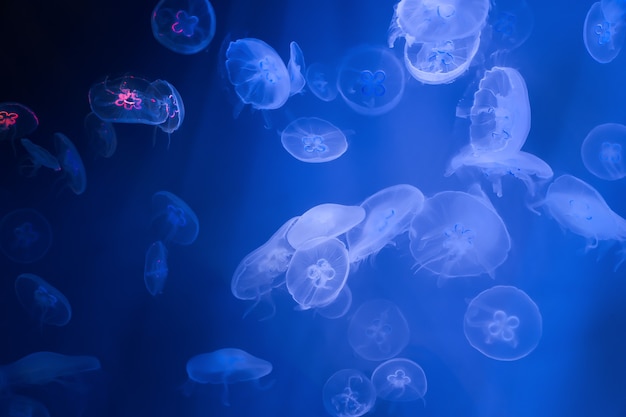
[1, 0, 626, 416]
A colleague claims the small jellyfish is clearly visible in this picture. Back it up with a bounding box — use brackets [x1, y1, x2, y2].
[151, 0, 216, 54]
[54, 133, 87, 195]
[347, 299, 410, 361]
[337, 45, 405, 116]
[18, 138, 61, 177]
[148, 79, 186, 134]
[306, 62, 338, 102]
[144, 240, 169, 296]
[185, 348, 272, 406]
[464, 285, 542, 361]
[322, 369, 376, 417]
[409, 190, 511, 279]
[84, 112, 117, 158]
[280, 117, 348, 163]
[583, 1, 626, 64]
[14, 273, 72, 327]
[287, 41, 306, 95]
[151, 191, 199, 246]
[581, 122, 626, 180]
[0, 102, 39, 144]
[485, 0, 534, 53]
[0, 351, 100, 387]
[285, 237, 350, 310]
[0, 209, 52, 264]
[346, 184, 425, 264]
[370, 358, 427, 402]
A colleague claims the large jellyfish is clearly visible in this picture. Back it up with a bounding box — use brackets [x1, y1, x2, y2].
[306, 62, 338, 102]
[346, 184, 425, 264]
[0, 208, 52, 264]
[285, 237, 350, 310]
[144, 240, 169, 296]
[322, 369, 377, 417]
[347, 299, 410, 361]
[84, 112, 117, 158]
[281, 117, 348, 163]
[0, 102, 39, 144]
[581, 122, 626, 180]
[370, 358, 427, 402]
[0, 351, 100, 387]
[151, 191, 199, 246]
[464, 285, 542, 361]
[409, 189, 511, 279]
[583, 1, 626, 64]
[15, 273, 72, 327]
[185, 348, 272, 406]
[336, 45, 406, 116]
[151, 0, 216, 54]
[54, 132, 87, 195]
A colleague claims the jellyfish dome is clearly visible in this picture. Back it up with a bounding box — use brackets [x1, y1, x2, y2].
[0, 351, 100, 387]
[144, 240, 169, 296]
[0, 102, 39, 143]
[14, 273, 72, 327]
[306, 62, 338, 102]
[149, 79, 185, 134]
[281, 117, 348, 163]
[581, 122, 626, 180]
[287, 41, 306, 96]
[583, 1, 626, 64]
[0, 208, 52, 264]
[464, 285, 542, 361]
[151, 191, 199, 246]
[54, 132, 87, 195]
[322, 369, 377, 417]
[370, 358, 427, 402]
[151, 0, 216, 55]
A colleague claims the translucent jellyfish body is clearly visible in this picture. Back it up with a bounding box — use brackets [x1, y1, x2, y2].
[306, 62, 338, 102]
[151, 0, 216, 54]
[144, 240, 169, 296]
[0, 351, 100, 387]
[14, 273, 72, 327]
[285, 237, 350, 310]
[337, 45, 405, 116]
[148, 79, 186, 134]
[316, 284, 352, 319]
[347, 184, 425, 264]
[84, 112, 117, 158]
[464, 285, 542, 361]
[0, 102, 39, 143]
[370, 358, 427, 402]
[19, 138, 61, 177]
[485, 0, 534, 53]
[151, 191, 199, 246]
[583, 1, 626, 64]
[581, 122, 626, 180]
[287, 41, 306, 95]
[54, 132, 87, 195]
[0, 395, 50, 417]
[347, 299, 410, 361]
[409, 190, 511, 279]
[281, 117, 348, 163]
[322, 369, 377, 417]
[0, 208, 52, 264]
[185, 348, 272, 406]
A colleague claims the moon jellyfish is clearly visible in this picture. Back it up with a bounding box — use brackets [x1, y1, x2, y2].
[0, 102, 39, 144]
[231, 217, 298, 319]
[225, 38, 291, 110]
[144, 240, 169, 296]
[337, 45, 405, 116]
[84, 112, 117, 158]
[370, 358, 427, 402]
[322, 369, 376, 417]
[584, 1, 626, 64]
[464, 285, 542, 361]
[286, 237, 350, 310]
[346, 184, 425, 264]
[19, 138, 61, 177]
[148, 79, 185, 134]
[151, 0, 216, 54]
[0, 351, 100, 387]
[14, 273, 71, 327]
[281, 117, 348, 163]
[0, 209, 52, 264]
[347, 299, 410, 361]
[316, 284, 352, 319]
[409, 190, 511, 279]
[388, 0, 490, 45]
[151, 191, 199, 246]
[403, 31, 481, 85]
[185, 348, 272, 406]
[88, 75, 171, 125]
[0, 395, 50, 417]
[306, 62, 338, 102]
[287, 41, 306, 95]
[54, 133, 87, 195]
[581, 122, 626, 180]
[287, 203, 365, 249]
[485, 0, 534, 53]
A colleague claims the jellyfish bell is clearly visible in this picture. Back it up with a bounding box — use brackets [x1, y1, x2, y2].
[306, 62, 338, 102]
[54, 133, 87, 195]
[370, 358, 427, 403]
[18, 138, 61, 177]
[583, 1, 626, 64]
[0, 102, 39, 149]
[287, 41, 306, 96]
[280, 117, 348, 163]
[151, 0, 217, 54]
[14, 273, 72, 328]
[151, 191, 199, 246]
[322, 369, 376, 417]
[0, 208, 53, 264]
[581, 122, 626, 180]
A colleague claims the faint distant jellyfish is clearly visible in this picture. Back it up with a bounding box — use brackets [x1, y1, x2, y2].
[286, 237, 350, 310]
[151, 191, 199, 246]
[346, 184, 425, 264]
[583, 2, 626, 64]
[0, 395, 50, 417]
[370, 358, 427, 402]
[144, 240, 169, 296]
[306, 62, 338, 102]
[0, 351, 100, 387]
[316, 284, 352, 319]
[581, 122, 626, 180]
[485, 0, 534, 52]
[84, 112, 117, 158]
[322, 369, 376, 417]
[347, 299, 410, 361]
[0, 102, 39, 144]
[185, 348, 272, 406]
[149, 79, 186, 134]
[337, 45, 405, 116]
[403, 31, 481, 85]
[281, 117, 348, 163]
[287, 41, 306, 95]
[225, 38, 291, 110]
[464, 285, 542, 361]
[18, 138, 61, 177]
[151, 0, 216, 54]
[0, 209, 52, 264]
[409, 190, 511, 279]
[14, 273, 72, 327]
[54, 133, 87, 195]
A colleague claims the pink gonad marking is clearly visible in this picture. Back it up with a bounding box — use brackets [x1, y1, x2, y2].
[114, 88, 143, 110]
[0, 111, 19, 129]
